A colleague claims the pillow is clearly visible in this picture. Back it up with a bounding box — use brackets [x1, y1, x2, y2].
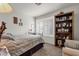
[1, 33, 15, 41]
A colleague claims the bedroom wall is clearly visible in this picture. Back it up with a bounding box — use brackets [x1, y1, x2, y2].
[35, 4, 79, 45]
[0, 11, 34, 35]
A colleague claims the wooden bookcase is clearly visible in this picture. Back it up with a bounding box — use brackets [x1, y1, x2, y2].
[55, 12, 74, 47]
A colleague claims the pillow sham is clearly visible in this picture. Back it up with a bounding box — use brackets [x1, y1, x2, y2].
[1, 33, 15, 41]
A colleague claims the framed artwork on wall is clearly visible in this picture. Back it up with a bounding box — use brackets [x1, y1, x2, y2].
[13, 16, 18, 24]
[19, 19, 23, 26]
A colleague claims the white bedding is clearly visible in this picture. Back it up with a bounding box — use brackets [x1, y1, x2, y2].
[0, 34, 44, 56]
[14, 34, 41, 39]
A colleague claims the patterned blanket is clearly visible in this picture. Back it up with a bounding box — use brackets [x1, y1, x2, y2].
[0, 35, 44, 56]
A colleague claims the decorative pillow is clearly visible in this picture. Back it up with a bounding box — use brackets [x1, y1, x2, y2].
[1, 33, 15, 41]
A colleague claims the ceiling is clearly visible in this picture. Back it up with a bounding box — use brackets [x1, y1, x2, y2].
[10, 3, 77, 17]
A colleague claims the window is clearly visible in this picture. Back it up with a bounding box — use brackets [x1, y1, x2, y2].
[36, 21, 43, 34]
[36, 18, 53, 36]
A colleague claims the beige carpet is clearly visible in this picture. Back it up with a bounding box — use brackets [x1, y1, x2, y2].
[32, 43, 62, 56]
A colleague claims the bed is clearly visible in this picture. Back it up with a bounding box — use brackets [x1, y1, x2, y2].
[0, 33, 44, 56]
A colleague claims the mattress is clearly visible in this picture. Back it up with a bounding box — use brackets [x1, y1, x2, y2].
[0, 35, 44, 56]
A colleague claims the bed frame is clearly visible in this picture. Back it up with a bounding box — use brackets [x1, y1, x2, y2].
[20, 43, 44, 56]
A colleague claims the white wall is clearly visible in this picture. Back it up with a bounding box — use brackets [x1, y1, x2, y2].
[35, 4, 79, 45]
[0, 11, 34, 35]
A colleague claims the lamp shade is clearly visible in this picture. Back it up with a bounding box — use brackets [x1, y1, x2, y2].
[0, 3, 12, 13]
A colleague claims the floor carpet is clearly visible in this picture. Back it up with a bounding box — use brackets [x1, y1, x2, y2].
[32, 43, 62, 56]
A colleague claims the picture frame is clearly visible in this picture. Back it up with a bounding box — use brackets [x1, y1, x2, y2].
[13, 16, 18, 24]
[19, 19, 23, 26]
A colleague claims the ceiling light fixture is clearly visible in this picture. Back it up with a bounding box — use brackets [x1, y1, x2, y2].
[35, 3, 42, 6]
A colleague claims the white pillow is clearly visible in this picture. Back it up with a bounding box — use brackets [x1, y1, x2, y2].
[1, 33, 15, 41]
